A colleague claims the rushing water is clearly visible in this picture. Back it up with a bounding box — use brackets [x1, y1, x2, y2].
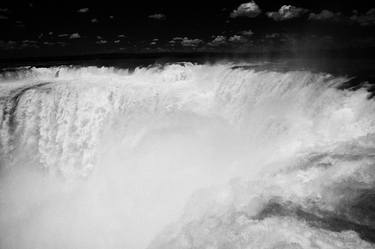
[0, 61, 375, 249]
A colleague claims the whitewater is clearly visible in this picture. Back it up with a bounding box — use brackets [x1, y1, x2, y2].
[0, 62, 375, 249]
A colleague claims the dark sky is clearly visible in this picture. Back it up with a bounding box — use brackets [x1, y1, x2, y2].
[1, 0, 375, 58]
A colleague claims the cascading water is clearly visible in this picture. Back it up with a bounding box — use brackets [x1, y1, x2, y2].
[0, 62, 374, 249]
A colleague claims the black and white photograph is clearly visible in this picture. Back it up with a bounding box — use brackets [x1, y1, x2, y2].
[1, 1, 375, 249]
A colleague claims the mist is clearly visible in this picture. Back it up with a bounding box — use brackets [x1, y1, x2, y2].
[1, 63, 375, 249]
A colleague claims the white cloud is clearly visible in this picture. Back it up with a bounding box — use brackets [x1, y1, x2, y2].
[69, 33, 81, 39]
[43, 41, 54, 46]
[23, 40, 38, 44]
[240, 29, 254, 36]
[0, 40, 41, 50]
[148, 13, 166, 20]
[78, 8, 89, 13]
[309, 10, 341, 21]
[118, 34, 126, 38]
[267, 5, 308, 21]
[91, 18, 98, 23]
[169, 37, 183, 45]
[228, 35, 248, 43]
[114, 40, 120, 44]
[96, 40, 108, 44]
[230, 1, 261, 18]
[350, 8, 375, 26]
[208, 35, 227, 46]
[57, 42, 67, 46]
[58, 34, 69, 37]
[15, 21, 25, 27]
[265, 33, 280, 39]
[180, 37, 203, 47]
[0, 9, 9, 20]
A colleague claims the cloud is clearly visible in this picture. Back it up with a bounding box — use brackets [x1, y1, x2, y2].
[58, 34, 69, 38]
[69, 33, 80, 39]
[309, 10, 341, 21]
[150, 39, 159, 45]
[96, 40, 108, 44]
[22, 40, 38, 45]
[15, 21, 24, 27]
[208, 35, 227, 46]
[0, 40, 16, 50]
[114, 40, 120, 44]
[57, 42, 67, 46]
[148, 13, 166, 20]
[240, 29, 254, 36]
[118, 34, 126, 38]
[43, 41, 55, 46]
[267, 5, 308, 21]
[180, 37, 203, 47]
[230, 1, 261, 18]
[0, 9, 9, 20]
[228, 35, 248, 43]
[350, 8, 375, 26]
[91, 18, 98, 23]
[19, 40, 39, 49]
[265, 33, 280, 39]
[77, 8, 89, 13]
[0, 40, 40, 50]
[169, 37, 184, 45]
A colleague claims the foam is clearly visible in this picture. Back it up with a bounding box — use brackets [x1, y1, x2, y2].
[0, 63, 374, 249]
